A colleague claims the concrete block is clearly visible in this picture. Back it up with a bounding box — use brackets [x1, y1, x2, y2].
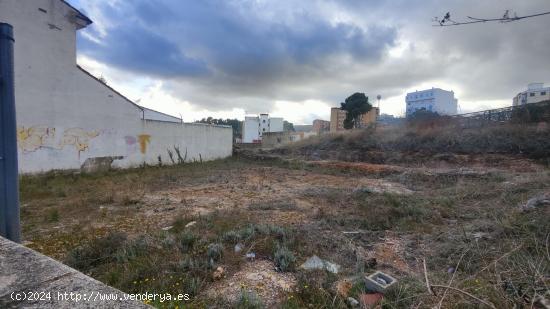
[364, 271, 397, 293]
[0, 237, 151, 308]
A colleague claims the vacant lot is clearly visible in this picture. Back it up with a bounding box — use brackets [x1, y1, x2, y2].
[20, 148, 549, 308]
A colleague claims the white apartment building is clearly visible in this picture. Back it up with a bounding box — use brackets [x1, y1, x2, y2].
[405, 88, 458, 117]
[513, 83, 550, 106]
[242, 114, 284, 143]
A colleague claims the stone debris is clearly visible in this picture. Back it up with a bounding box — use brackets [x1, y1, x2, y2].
[234, 243, 244, 253]
[185, 221, 197, 228]
[246, 252, 256, 261]
[533, 294, 550, 309]
[213, 266, 225, 280]
[347, 297, 360, 307]
[300, 255, 340, 274]
[336, 279, 353, 297]
[205, 260, 296, 307]
[520, 192, 550, 212]
[472, 232, 490, 241]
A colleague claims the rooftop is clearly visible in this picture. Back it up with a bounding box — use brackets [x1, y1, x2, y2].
[61, 0, 93, 29]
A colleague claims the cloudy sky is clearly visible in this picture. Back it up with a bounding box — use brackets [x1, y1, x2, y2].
[69, 0, 550, 124]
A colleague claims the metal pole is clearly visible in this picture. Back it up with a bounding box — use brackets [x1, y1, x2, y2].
[0, 23, 20, 243]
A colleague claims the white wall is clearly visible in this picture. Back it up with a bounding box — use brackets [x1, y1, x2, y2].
[242, 115, 285, 143]
[433, 89, 457, 115]
[406, 88, 457, 116]
[142, 107, 182, 123]
[117, 121, 232, 168]
[0, 0, 232, 173]
[269, 118, 284, 132]
[243, 116, 260, 143]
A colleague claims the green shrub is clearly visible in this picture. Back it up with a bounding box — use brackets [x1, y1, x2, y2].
[236, 289, 264, 309]
[160, 233, 176, 249]
[65, 232, 127, 271]
[177, 231, 197, 253]
[380, 276, 425, 308]
[115, 235, 149, 263]
[274, 245, 295, 272]
[178, 255, 198, 272]
[222, 230, 241, 243]
[207, 243, 224, 264]
[46, 208, 59, 223]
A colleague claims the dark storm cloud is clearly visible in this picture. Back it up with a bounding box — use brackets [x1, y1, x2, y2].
[74, 0, 550, 115]
[80, 24, 208, 77]
[76, 0, 397, 107]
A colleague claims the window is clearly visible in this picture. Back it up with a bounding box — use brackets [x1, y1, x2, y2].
[541, 91, 547, 96]
[263, 120, 266, 123]
[530, 92, 535, 97]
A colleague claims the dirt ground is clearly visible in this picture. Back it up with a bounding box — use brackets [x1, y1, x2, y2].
[19, 155, 550, 308]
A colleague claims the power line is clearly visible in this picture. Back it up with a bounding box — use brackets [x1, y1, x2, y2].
[433, 10, 550, 27]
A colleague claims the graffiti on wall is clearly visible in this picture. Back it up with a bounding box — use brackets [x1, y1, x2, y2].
[138, 134, 151, 154]
[124, 134, 151, 154]
[124, 136, 138, 154]
[17, 126, 99, 156]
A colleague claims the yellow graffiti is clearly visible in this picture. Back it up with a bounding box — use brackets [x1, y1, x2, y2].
[138, 134, 151, 154]
[17, 126, 56, 152]
[17, 126, 99, 153]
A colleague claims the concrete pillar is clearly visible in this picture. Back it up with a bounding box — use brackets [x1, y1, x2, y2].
[0, 23, 20, 243]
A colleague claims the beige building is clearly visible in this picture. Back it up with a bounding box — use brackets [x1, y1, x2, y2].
[262, 131, 304, 148]
[330, 107, 379, 132]
[312, 119, 330, 134]
[513, 83, 550, 106]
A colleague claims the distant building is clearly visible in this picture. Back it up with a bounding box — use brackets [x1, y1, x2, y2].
[262, 131, 305, 148]
[513, 83, 550, 106]
[242, 114, 284, 143]
[405, 88, 457, 117]
[330, 107, 379, 132]
[378, 113, 403, 126]
[312, 119, 330, 134]
[294, 125, 313, 132]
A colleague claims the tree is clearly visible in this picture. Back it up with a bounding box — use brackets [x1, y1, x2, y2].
[283, 121, 295, 132]
[408, 109, 440, 121]
[340, 93, 372, 129]
[195, 118, 242, 140]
